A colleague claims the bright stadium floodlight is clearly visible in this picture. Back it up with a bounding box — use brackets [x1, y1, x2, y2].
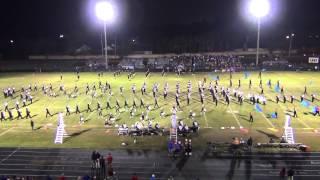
[95, 1, 114, 23]
[95, 1, 115, 70]
[248, 0, 270, 66]
[249, 0, 270, 18]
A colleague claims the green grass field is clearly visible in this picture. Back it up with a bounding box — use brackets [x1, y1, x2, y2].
[0, 71, 319, 150]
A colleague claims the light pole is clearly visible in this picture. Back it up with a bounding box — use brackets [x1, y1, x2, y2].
[95, 1, 114, 70]
[256, 18, 261, 67]
[103, 21, 108, 69]
[100, 31, 104, 57]
[249, 0, 270, 66]
[286, 33, 295, 57]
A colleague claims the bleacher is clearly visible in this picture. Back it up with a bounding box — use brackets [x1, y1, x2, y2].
[0, 49, 317, 72]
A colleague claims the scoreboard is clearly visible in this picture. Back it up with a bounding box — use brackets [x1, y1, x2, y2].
[308, 57, 319, 64]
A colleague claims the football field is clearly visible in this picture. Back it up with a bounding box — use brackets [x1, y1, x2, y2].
[0, 71, 319, 150]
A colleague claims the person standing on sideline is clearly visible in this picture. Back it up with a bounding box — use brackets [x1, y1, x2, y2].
[247, 137, 253, 151]
[293, 108, 298, 118]
[131, 173, 139, 180]
[58, 173, 65, 180]
[107, 165, 114, 178]
[249, 112, 253, 123]
[150, 174, 156, 180]
[30, 119, 34, 131]
[279, 167, 286, 179]
[91, 151, 97, 167]
[106, 153, 113, 166]
[287, 168, 295, 180]
[99, 156, 106, 178]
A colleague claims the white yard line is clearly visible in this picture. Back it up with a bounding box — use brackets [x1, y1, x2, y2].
[228, 106, 242, 128]
[296, 117, 312, 129]
[203, 113, 209, 128]
[0, 127, 14, 137]
[259, 111, 276, 129]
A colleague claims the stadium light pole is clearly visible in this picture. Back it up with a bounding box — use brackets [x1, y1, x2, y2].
[286, 33, 295, 57]
[249, 0, 270, 66]
[95, 1, 114, 70]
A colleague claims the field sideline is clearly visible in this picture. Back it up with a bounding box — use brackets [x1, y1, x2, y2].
[0, 71, 319, 150]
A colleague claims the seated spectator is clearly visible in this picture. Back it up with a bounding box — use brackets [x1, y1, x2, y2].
[155, 123, 160, 130]
[184, 125, 189, 133]
[104, 119, 112, 127]
[190, 121, 200, 132]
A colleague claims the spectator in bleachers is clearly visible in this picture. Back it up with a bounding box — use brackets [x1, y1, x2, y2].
[83, 175, 90, 180]
[131, 173, 139, 180]
[150, 174, 156, 180]
[58, 174, 65, 180]
[119, 54, 242, 72]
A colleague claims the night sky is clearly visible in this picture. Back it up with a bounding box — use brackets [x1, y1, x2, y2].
[0, 0, 320, 57]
